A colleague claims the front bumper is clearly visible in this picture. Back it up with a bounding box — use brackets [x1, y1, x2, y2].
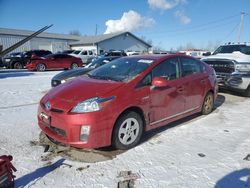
[26, 64, 35, 70]
[217, 72, 250, 91]
[37, 105, 114, 149]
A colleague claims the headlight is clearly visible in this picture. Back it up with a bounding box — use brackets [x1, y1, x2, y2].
[5, 59, 11, 62]
[235, 63, 250, 72]
[71, 96, 115, 113]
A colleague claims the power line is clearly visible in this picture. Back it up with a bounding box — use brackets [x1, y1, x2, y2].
[223, 22, 240, 43]
[144, 18, 238, 37]
[142, 13, 239, 35]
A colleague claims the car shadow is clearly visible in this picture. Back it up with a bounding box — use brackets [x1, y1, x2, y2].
[0, 69, 34, 79]
[214, 168, 250, 188]
[214, 94, 225, 108]
[14, 158, 65, 188]
[219, 87, 246, 97]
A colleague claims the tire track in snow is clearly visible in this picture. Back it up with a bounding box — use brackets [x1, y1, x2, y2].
[0, 102, 38, 109]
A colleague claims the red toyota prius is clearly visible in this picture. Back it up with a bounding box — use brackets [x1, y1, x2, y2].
[38, 54, 218, 150]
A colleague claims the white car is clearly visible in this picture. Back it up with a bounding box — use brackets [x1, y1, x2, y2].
[70, 50, 95, 65]
[202, 43, 250, 96]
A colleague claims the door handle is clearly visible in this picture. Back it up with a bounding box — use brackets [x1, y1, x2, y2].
[201, 79, 206, 84]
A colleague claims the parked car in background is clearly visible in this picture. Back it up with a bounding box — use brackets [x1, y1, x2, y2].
[38, 54, 217, 150]
[70, 49, 95, 65]
[2, 50, 52, 69]
[61, 50, 75, 54]
[202, 42, 250, 96]
[51, 56, 119, 87]
[103, 50, 127, 57]
[5, 52, 23, 58]
[26, 53, 82, 71]
[126, 51, 141, 56]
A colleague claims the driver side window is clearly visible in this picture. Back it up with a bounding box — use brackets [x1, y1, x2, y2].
[152, 58, 179, 80]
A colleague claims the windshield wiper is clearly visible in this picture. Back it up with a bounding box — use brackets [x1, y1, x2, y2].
[87, 74, 122, 82]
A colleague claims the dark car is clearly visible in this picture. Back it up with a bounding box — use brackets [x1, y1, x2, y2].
[2, 50, 52, 69]
[26, 53, 83, 71]
[51, 56, 119, 87]
[38, 54, 218, 150]
[103, 50, 127, 57]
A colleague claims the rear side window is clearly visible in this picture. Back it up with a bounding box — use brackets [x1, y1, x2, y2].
[152, 58, 179, 80]
[180, 57, 201, 77]
[80, 51, 88, 55]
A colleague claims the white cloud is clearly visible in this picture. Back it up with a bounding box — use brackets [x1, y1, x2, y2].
[104, 10, 155, 34]
[148, 0, 186, 10]
[175, 10, 191, 24]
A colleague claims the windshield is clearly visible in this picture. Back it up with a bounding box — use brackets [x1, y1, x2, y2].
[85, 58, 106, 68]
[88, 57, 154, 82]
[72, 50, 81, 54]
[213, 45, 250, 55]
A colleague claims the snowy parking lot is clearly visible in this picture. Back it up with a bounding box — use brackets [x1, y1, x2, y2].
[0, 69, 250, 188]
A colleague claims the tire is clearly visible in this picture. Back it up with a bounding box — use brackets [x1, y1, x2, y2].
[201, 92, 214, 115]
[244, 85, 250, 97]
[36, 63, 46, 72]
[71, 63, 78, 69]
[13, 62, 23, 69]
[112, 111, 143, 150]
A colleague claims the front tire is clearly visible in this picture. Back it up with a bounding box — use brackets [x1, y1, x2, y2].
[201, 92, 214, 115]
[112, 111, 143, 150]
[13, 62, 23, 69]
[71, 63, 78, 69]
[36, 63, 46, 72]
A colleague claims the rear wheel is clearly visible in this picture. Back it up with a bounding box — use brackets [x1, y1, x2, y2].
[36, 63, 46, 71]
[112, 111, 143, 150]
[13, 62, 23, 69]
[201, 92, 214, 115]
[71, 63, 78, 69]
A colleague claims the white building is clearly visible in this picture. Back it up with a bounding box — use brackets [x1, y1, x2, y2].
[0, 28, 80, 53]
[70, 31, 152, 55]
[0, 28, 152, 55]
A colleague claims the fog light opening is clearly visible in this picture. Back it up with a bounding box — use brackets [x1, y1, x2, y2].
[80, 126, 90, 142]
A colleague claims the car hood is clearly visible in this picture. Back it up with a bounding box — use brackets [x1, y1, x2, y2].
[42, 76, 124, 111]
[201, 52, 250, 63]
[52, 68, 93, 81]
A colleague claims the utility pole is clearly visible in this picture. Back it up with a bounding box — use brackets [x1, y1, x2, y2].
[237, 12, 246, 43]
[95, 24, 98, 36]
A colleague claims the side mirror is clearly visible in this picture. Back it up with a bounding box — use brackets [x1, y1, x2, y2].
[152, 77, 168, 88]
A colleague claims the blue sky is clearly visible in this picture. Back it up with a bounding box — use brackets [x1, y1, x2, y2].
[0, 0, 249, 50]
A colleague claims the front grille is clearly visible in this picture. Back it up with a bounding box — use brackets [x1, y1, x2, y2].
[41, 102, 64, 113]
[51, 108, 64, 113]
[204, 60, 235, 73]
[49, 125, 66, 137]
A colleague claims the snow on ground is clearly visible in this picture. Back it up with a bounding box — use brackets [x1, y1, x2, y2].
[0, 69, 250, 188]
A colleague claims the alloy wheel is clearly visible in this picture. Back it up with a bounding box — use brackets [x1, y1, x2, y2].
[118, 118, 140, 145]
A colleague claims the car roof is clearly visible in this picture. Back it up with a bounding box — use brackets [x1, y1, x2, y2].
[121, 53, 188, 61]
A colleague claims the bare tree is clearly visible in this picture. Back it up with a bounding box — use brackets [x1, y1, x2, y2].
[69, 30, 82, 36]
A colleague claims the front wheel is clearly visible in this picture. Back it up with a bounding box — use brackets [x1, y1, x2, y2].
[13, 62, 23, 69]
[201, 92, 214, 115]
[71, 63, 78, 69]
[112, 111, 143, 150]
[36, 63, 46, 71]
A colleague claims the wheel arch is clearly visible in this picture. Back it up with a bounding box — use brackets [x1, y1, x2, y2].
[112, 106, 146, 135]
[110, 106, 146, 149]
